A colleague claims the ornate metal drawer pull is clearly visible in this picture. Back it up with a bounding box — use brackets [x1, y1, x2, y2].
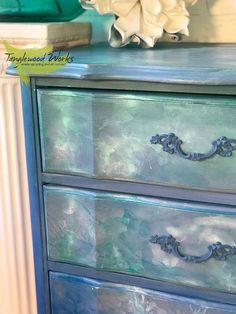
[150, 234, 236, 264]
[150, 133, 236, 161]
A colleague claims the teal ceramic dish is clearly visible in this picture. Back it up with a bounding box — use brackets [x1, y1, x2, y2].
[0, 0, 84, 22]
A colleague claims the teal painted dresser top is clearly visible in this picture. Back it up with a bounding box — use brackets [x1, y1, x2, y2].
[7, 43, 236, 87]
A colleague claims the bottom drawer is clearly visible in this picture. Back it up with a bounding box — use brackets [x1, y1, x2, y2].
[50, 272, 236, 314]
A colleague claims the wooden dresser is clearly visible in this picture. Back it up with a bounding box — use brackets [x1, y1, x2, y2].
[18, 43, 236, 314]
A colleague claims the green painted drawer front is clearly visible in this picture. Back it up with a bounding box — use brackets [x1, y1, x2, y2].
[45, 186, 236, 293]
[38, 89, 236, 192]
[50, 272, 236, 314]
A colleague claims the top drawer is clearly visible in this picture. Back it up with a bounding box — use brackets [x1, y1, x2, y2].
[37, 89, 236, 192]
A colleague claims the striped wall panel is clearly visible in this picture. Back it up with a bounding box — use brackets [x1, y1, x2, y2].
[0, 72, 37, 314]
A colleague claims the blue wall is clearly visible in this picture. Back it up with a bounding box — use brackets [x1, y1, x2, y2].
[78, 10, 114, 43]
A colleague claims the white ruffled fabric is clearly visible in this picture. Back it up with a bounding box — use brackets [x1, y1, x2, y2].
[81, 0, 198, 48]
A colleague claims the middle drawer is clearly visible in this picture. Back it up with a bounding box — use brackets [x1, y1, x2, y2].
[44, 186, 236, 293]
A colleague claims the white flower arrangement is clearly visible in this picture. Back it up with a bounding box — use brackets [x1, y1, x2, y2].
[80, 0, 198, 48]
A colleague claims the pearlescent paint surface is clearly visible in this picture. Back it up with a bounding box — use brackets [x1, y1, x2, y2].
[45, 186, 236, 293]
[38, 89, 236, 192]
[50, 272, 236, 314]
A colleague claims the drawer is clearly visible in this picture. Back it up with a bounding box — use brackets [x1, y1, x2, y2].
[38, 89, 236, 192]
[45, 186, 236, 293]
[50, 272, 236, 314]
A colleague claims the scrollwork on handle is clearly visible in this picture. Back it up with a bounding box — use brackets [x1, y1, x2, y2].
[150, 133, 236, 161]
[150, 234, 236, 264]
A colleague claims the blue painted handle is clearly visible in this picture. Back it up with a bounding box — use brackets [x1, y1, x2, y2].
[150, 234, 236, 264]
[150, 133, 236, 161]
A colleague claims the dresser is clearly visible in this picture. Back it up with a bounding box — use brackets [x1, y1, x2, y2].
[17, 43, 236, 314]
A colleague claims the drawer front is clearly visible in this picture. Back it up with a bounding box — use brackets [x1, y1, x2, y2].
[45, 186, 236, 293]
[50, 272, 236, 314]
[38, 89, 236, 192]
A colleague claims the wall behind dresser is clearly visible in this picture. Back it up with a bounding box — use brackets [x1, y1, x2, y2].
[78, 0, 236, 43]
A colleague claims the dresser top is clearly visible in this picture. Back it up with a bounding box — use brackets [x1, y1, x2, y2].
[8, 43, 236, 85]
